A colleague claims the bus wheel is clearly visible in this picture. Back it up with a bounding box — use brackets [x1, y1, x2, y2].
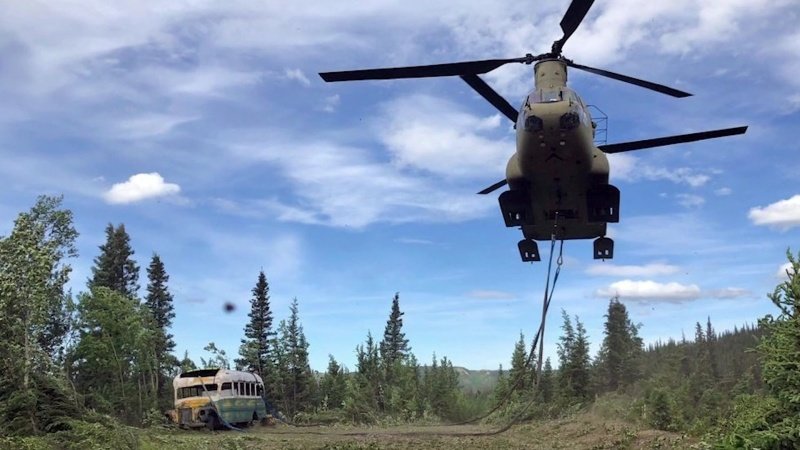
[206, 413, 219, 431]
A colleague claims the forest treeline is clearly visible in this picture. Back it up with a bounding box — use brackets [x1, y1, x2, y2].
[1, 195, 799, 449]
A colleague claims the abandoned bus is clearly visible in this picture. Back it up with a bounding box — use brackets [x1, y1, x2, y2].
[167, 368, 268, 429]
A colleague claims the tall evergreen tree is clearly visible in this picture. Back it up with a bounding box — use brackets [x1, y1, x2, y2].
[278, 298, 313, 417]
[89, 223, 139, 298]
[571, 318, 592, 401]
[508, 332, 533, 394]
[144, 254, 176, 388]
[539, 358, 554, 404]
[596, 297, 643, 391]
[379, 292, 410, 367]
[557, 311, 591, 403]
[353, 332, 382, 412]
[236, 270, 274, 376]
[705, 316, 719, 380]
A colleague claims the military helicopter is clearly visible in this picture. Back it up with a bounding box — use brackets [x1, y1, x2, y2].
[319, 0, 747, 262]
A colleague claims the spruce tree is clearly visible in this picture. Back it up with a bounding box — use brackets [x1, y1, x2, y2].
[380, 292, 410, 368]
[144, 254, 176, 385]
[320, 355, 347, 410]
[597, 297, 643, 391]
[355, 332, 382, 412]
[89, 223, 139, 298]
[571, 318, 592, 401]
[749, 250, 800, 444]
[508, 332, 532, 394]
[539, 358, 554, 404]
[557, 311, 591, 403]
[236, 270, 274, 375]
[280, 298, 312, 417]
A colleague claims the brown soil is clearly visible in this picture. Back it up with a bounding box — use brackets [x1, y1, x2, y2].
[140, 413, 699, 450]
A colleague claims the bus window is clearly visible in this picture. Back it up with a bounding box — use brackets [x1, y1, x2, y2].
[177, 384, 217, 399]
[257, 384, 263, 396]
[247, 383, 252, 396]
[221, 382, 231, 391]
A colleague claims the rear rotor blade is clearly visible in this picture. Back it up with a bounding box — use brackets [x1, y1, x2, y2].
[460, 74, 519, 123]
[558, 0, 596, 47]
[599, 126, 748, 153]
[477, 179, 508, 195]
[320, 57, 528, 82]
[566, 61, 692, 98]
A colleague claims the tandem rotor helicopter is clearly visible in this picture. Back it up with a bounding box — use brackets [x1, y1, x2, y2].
[319, 0, 747, 263]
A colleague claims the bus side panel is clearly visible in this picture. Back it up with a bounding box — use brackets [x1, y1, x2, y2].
[216, 398, 264, 424]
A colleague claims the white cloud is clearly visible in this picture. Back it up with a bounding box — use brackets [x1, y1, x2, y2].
[586, 262, 681, 277]
[715, 187, 732, 196]
[378, 95, 511, 178]
[396, 238, 435, 245]
[676, 193, 705, 208]
[748, 195, 800, 230]
[224, 134, 494, 228]
[596, 280, 701, 302]
[104, 172, 181, 204]
[111, 113, 198, 139]
[284, 68, 310, 86]
[608, 154, 712, 187]
[467, 290, 516, 300]
[595, 280, 750, 303]
[320, 94, 340, 113]
[776, 262, 794, 280]
[705, 288, 752, 299]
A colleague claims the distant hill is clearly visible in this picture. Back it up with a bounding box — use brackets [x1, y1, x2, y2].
[454, 367, 500, 393]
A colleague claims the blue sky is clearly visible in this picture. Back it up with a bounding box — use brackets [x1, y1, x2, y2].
[1, 0, 799, 371]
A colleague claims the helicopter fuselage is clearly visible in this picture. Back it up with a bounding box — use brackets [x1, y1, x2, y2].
[503, 59, 614, 243]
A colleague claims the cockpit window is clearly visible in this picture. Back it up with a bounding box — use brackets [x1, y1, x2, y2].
[530, 90, 562, 104]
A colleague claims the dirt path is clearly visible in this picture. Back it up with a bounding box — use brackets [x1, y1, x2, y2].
[140, 415, 698, 449]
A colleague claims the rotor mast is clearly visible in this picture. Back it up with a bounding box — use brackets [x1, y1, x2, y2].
[534, 60, 568, 91]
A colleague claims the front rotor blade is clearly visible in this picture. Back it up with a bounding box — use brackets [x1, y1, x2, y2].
[567, 62, 692, 98]
[559, 0, 596, 46]
[477, 179, 508, 195]
[460, 74, 519, 123]
[599, 126, 748, 153]
[320, 58, 527, 82]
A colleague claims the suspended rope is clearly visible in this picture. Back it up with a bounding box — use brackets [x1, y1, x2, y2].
[434, 220, 565, 436]
[477, 227, 565, 436]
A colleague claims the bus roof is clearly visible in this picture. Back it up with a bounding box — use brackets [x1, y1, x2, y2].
[179, 369, 219, 378]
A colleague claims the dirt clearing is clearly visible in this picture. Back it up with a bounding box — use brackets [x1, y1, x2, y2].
[139, 414, 698, 449]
